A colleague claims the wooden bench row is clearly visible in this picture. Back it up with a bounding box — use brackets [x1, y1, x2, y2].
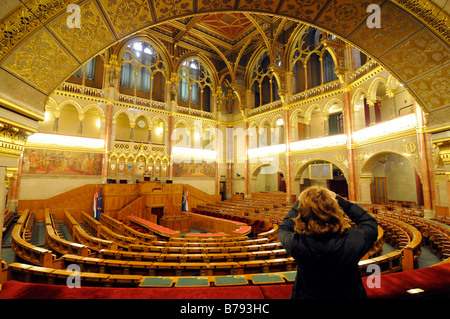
[11, 210, 57, 268]
[100, 213, 157, 244]
[376, 209, 449, 263]
[98, 247, 289, 263]
[60, 253, 295, 277]
[7, 262, 298, 288]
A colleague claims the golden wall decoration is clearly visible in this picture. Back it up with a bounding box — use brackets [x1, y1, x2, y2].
[278, 0, 328, 23]
[0, 4, 41, 62]
[0, 124, 30, 158]
[237, 0, 279, 13]
[153, 0, 194, 21]
[197, 0, 235, 12]
[349, 2, 422, 58]
[2, 29, 78, 94]
[97, 0, 154, 38]
[402, 142, 417, 154]
[408, 64, 450, 111]
[48, 0, 116, 62]
[381, 29, 449, 83]
[0, 0, 448, 117]
[314, 0, 384, 37]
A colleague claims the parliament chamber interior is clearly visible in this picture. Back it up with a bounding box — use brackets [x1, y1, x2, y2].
[0, 0, 449, 301]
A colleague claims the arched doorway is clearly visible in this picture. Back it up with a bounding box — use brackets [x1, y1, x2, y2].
[294, 160, 348, 198]
[250, 163, 285, 194]
[360, 152, 422, 204]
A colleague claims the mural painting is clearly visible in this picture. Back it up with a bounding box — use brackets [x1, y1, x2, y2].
[173, 161, 216, 177]
[22, 148, 103, 175]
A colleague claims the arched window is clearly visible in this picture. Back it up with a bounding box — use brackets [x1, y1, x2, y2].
[68, 57, 102, 88]
[178, 58, 213, 112]
[290, 27, 328, 93]
[323, 51, 338, 83]
[249, 52, 281, 108]
[119, 40, 166, 101]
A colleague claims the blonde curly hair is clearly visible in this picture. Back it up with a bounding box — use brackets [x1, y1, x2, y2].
[293, 186, 350, 236]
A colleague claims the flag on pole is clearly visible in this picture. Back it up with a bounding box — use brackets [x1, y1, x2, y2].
[93, 188, 98, 219]
[96, 186, 102, 221]
[182, 187, 189, 212]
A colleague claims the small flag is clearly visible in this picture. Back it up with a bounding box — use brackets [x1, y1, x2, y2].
[96, 186, 102, 221]
[182, 187, 189, 212]
[93, 188, 98, 219]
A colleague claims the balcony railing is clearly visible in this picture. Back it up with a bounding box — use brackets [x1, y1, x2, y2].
[117, 94, 167, 111]
[289, 80, 341, 105]
[58, 82, 104, 98]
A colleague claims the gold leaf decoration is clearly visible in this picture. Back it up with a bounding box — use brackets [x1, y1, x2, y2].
[48, 0, 116, 62]
[2, 30, 78, 94]
[98, 0, 153, 38]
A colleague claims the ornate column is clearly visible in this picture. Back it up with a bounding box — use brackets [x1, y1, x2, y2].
[415, 104, 434, 218]
[344, 88, 358, 201]
[323, 115, 329, 136]
[366, 99, 376, 126]
[0, 166, 7, 262]
[284, 104, 293, 202]
[101, 103, 113, 183]
[435, 140, 450, 214]
[78, 114, 84, 136]
[53, 111, 60, 133]
[244, 119, 250, 198]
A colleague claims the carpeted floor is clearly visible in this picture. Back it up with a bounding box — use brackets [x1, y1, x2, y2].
[1, 263, 449, 299]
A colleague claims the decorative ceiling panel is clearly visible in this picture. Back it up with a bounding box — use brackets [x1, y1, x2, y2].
[96, 0, 153, 38]
[349, 2, 422, 58]
[197, 0, 236, 12]
[380, 28, 450, 83]
[48, 0, 116, 62]
[278, 0, 329, 24]
[198, 13, 254, 41]
[1, 29, 78, 94]
[407, 63, 450, 111]
[152, 0, 194, 22]
[236, 0, 280, 13]
[314, 0, 384, 38]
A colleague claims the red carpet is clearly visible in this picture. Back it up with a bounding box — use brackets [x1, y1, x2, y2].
[1, 263, 449, 299]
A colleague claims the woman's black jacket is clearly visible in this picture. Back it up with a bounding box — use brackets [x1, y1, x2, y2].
[278, 195, 378, 299]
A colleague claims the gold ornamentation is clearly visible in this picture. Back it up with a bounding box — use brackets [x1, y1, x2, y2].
[2, 30, 78, 94]
[0, 123, 31, 158]
[153, 0, 193, 21]
[391, 0, 450, 42]
[279, 0, 327, 22]
[358, 152, 367, 161]
[237, 0, 278, 12]
[335, 154, 346, 163]
[408, 64, 450, 111]
[48, 0, 116, 62]
[98, 0, 153, 38]
[381, 29, 449, 82]
[0, 4, 41, 62]
[314, 0, 383, 37]
[198, 0, 235, 12]
[349, 2, 422, 58]
[402, 142, 417, 154]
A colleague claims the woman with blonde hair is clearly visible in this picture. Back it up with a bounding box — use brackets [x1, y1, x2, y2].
[278, 186, 378, 299]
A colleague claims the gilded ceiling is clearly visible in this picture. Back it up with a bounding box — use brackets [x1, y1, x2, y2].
[0, 0, 448, 118]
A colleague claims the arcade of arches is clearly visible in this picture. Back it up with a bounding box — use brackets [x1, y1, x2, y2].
[0, 0, 449, 293]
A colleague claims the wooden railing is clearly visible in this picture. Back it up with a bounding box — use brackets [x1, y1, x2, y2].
[44, 209, 89, 257]
[18, 184, 101, 219]
[11, 209, 57, 268]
